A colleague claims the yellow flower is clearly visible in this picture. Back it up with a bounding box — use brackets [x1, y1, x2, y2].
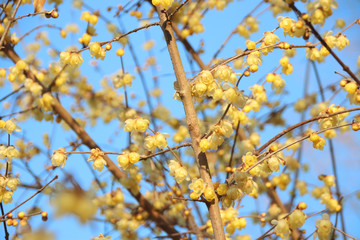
[39, 93, 54, 112]
[6, 177, 20, 191]
[88, 148, 107, 171]
[204, 186, 216, 202]
[3, 119, 21, 135]
[51, 188, 97, 223]
[5, 146, 20, 163]
[128, 152, 140, 164]
[315, 214, 332, 240]
[117, 155, 129, 170]
[288, 209, 306, 229]
[0, 190, 13, 204]
[51, 148, 68, 168]
[217, 183, 228, 195]
[134, 118, 149, 132]
[124, 117, 149, 133]
[93, 157, 107, 171]
[200, 138, 211, 152]
[189, 178, 205, 194]
[144, 135, 157, 152]
[226, 185, 242, 200]
[89, 42, 106, 60]
[154, 132, 169, 149]
[274, 219, 290, 239]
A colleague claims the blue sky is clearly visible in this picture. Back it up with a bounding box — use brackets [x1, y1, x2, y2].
[1, 0, 360, 239]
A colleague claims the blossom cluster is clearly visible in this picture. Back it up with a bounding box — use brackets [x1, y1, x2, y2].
[312, 175, 341, 212]
[151, 0, 173, 9]
[124, 117, 149, 134]
[273, 208, 307, 239]
[60, 51, 84, 67]
[309, 132, 326, 150]
[168, 160, 188, 183]
[112, 71, 135, 89]
[80, 11, 98, 25]
[0, 119, 21, 135]
[0, 145, 20, 163]
[144, 132, 169, 152]
[314, 214, 333, 240]
[200, 120, 233, 152]
[0, 175, 20, 204]
[237, 17, 259, 39]
[340, 79, 360, 105]
[117, 152, 140, 170]
[89, 42, 106, 60]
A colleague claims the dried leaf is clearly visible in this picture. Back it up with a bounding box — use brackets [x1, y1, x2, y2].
[33, 0, 46, 13]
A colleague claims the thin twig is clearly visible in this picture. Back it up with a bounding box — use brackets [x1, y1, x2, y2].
[71, 22, 160, 54]
[0, 85, 24, 103]
[312, 61, 346, 240]
[169, 0, 190, 20]
[0, 106, 37, 119]
[226, 121, 240, 179]
[287, 2, 360, 86]
[247, 122, 352, 174]
[255, 106, 360, 154]
[0, 0, 22, 49]
[19, 24, 60, 42]
[46, 64, 69, 92]
[306, 209, 327, 219]
[332, 226, 358, 240]
[210, 0, 265, 62]
[0, 175, 58, 219]
[289, 60, 311, 209]
[141, 142, 192, 159]
[12, 8, 56, 22]
[118, 20, 158, 130]
[334, 18, 360, 37]
[0, 203, 9, 240]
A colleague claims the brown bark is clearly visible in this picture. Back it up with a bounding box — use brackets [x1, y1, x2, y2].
[155, 7, 226, 240]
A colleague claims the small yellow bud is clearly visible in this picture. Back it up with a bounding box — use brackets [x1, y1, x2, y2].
[298, 202, 307, 210]
[60, 30, 67, 38]
[41, 211, 48, 221]
[302, 13, 309, 20]
[246, 40, 256, 50]
[266, 73, 275, 82]
[295, 20, 304, 28]
[51, 11, 59, 18]
[41, 211, 48, 218]
[249, 64, 259, 72]
[339, 79, 348, 87]
[352, 122, 360, 131]
[269, 145, 278, 152]
[243, 105, 251, 113]
[17, 212, 25, 219]
[6, 219, 13, 226]
[116, 48, 125, 56]
[105, 43, 112, 51]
